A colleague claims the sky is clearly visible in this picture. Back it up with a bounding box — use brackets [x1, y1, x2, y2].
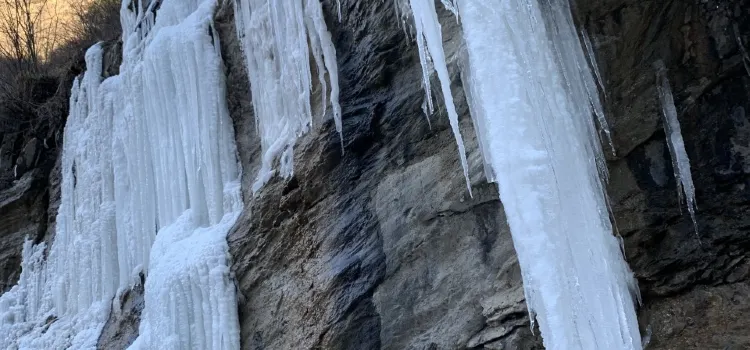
[0, 0, 77, 59]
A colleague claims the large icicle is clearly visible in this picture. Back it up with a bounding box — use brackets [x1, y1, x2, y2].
[408, 1, 642, 348]
[654, 60, 698, 232]
[0, 0, 244, 348]
[408, 0, 472, 195]
[233, 0, 343, 192]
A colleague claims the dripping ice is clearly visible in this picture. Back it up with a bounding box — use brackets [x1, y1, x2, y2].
[405, 0, 642, 349]
[407, 0, 473, 196]
[0, 0, 243, 348]
[233, 0, 343, 192]
[654, 60, 698, 232]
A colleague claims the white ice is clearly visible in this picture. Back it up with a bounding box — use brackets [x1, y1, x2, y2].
[0, 0, 243, 348]
[0, 44, 118, 350]
[654, 60, 698, 232]
[408, 0, 642, 349]
[233, 0, 343, 192]
[408, 0, 472, 196]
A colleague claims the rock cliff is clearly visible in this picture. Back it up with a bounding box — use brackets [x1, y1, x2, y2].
[219, 0, 750, 348]
[2, 0, 749, 349]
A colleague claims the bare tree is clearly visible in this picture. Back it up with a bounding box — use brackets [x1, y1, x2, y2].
[0, 0, 60, 73]
[67, 0, 122, 44]
[0, 0, 121, 135]
[0, 0, 62, 131]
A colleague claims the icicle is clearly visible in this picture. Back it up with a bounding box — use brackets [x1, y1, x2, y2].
[0, 239, 47, 340]
[0, 42, 119, 350]
[458, 48, 494, 183]
[233, 0, 343, 192]
[440, 0, 459, 18]
[581, 29, 606, 98]
[408, 0, 472, 196]
[733, 23, 750, 77]
[654, 60, 698, 234]
[579, 28, 615, 159]
[403, 0, 641, 348]
[125, 2, 242, 347]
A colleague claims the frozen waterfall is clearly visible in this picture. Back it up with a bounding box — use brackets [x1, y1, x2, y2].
[233, 0, 343, 192]
[406, 1, 642, 349]
[0, 0, 243, 348]
[0, 0, 656, 348]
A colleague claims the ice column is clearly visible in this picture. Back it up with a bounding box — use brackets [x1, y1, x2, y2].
[408, 0, 642, 349]
[120, 0, 242, 348]
[407, 0, 472, 195]
[0, 43, 121, 350]
[233, 0, 342, 192]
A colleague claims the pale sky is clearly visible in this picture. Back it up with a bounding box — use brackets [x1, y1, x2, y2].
[0, 0, 78, 59]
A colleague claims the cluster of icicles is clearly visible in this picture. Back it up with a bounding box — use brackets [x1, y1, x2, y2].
[0, 0, 699, 349]
[402, 1, 698, 349]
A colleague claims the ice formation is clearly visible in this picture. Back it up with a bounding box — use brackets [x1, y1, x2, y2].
[582, 29, 607, 100]
[654, 60, 698, 232]
[408, 0, 472, 195]
[0, 45, 122, 350]
[0, 0, 243, 348]
[408, 1, 642, 349]
[233, 0, 343, 192]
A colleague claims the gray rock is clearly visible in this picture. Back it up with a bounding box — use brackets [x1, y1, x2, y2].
[580, 0, 750, 347]
[97, 274, 145, 350]
[19, 138, 39, 170]
[221, 0, 750, 348]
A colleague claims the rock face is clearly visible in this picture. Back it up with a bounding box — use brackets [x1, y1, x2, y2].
[1, 0, 749, 348]
[0, 51, 87, 292]
[578, 0, 750, 348]
[217, 0, 535, 349]
[0, 123, 65, 293]
[0, 169, 48, 291]
[218, 0, 750, 349]
[97, 274, 145, 350]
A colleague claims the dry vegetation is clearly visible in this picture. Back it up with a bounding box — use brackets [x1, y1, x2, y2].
[0, 0, 121, 137]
